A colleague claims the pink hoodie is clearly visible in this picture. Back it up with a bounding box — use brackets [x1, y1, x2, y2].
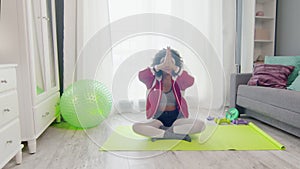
[138, 67, 194, 119]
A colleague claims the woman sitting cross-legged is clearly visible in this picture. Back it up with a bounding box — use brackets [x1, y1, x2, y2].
[132, 47, 205, 142]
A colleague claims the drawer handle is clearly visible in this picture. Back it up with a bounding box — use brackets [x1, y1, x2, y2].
[42, 112, 50, 117]
[3, 108, 10, 112]
[38, 16, 50, 21]
[43, 17, 50, 21]
[1, 80, 8, 83]
[6, 140, 13, 144]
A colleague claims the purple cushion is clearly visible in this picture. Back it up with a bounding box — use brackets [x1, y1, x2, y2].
[247, 64, 294, 89]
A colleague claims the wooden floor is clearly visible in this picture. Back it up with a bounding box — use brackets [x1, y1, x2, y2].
[3, 112, 300, 169]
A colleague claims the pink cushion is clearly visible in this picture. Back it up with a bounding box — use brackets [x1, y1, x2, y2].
[247, 64, 294, 89]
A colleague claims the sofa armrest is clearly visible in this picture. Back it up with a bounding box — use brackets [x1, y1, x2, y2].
[229, 73, 252, 109]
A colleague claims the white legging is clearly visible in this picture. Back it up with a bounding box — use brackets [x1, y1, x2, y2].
[132, 118, 205, 138]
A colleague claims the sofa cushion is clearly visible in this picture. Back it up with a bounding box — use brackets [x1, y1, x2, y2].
[265, 56, 300, 85]
[237, 85, 300, 114]
[287, 71, 300, 91]
[247, 64, 294, 89]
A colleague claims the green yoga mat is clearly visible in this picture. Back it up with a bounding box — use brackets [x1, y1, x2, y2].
[100, 122, 285, 151]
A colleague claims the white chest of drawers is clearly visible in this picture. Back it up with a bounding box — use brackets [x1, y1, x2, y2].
[0, 65, 23, 168]
[1, 0, 60, 154]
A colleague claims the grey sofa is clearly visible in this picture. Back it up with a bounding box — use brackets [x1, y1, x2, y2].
[230, 73, 300, 137]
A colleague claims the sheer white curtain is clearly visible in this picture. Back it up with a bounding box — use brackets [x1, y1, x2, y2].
[64, 0, 236, 110]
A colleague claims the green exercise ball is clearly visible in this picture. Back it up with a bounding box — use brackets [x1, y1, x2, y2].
[60, 80, 112, 128]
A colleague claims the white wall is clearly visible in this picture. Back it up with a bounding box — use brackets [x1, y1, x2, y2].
[222, 0, 236, 106]
[276, 0, 300, 55]
[0, 0, 20, 63]
[63, 0, 78, 89]
[240, 0, 255, 73]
